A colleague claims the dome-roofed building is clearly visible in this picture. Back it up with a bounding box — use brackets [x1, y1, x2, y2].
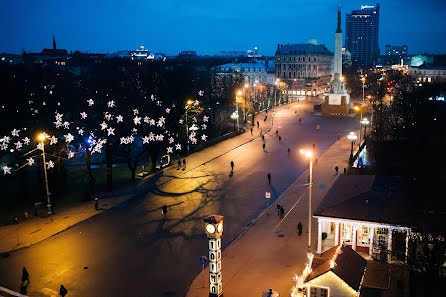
[307, 38, 319, 45]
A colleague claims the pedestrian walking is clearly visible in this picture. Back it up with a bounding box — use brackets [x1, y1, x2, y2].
[278, 136, 281, 142]
[299, 118, 302, 125]
[230, 161, 234, 171]
[297, 222, 303, 236]
[264, 116, 267, 122]
[288, 148, 290, 154]
[263, 143, 266, 150]
[275, 130, 279, 137]
[344, 167, 347, 174]
[177, 159, 181, 170]
[94, 197, 99, 211]
[280, 206, 284, 219]
[267, 173, 271, 184]
[316, 124, 320, 132]
[262, 135, 265, 141]
[182, 159, 186, 170]
[21, 267, 29, 285]
[162, 204, 168, 218]
[59, 285, 68, 297]
[250, 127, 253, 135]
[276, 204, 281, 216]
[335, 166, 339, 175]
[257, 121, 259, 128]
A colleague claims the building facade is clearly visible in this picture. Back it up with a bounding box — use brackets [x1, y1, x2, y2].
[345, 4, 380, 67]
[408, 65, 446, 82]
[382, 44, 408, 66]
[215, 60, 275, 86]
[275, 42, 332, 100]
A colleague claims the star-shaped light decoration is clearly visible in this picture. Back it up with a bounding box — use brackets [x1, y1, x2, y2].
[165, 108, 171, 114]
[150, 94, 155, 101]
[46, 160, 55, 169]
[142, 136, 150, 144]
[23, 137, 30, 145]
[166, 147, 173, 154]
[64, 133, 74, 143]
[191, 138, 197, 144]
[11, 129, 20, 137]
[128, 136, 135, 143]
[198, 90, 204, 96]
[201, 124, 207, 130]
[100, 121, 108, 130]
[14, 141, 22, 149]
[63, 121, 70, 129]
[107, 100, 116, 108]
[37, 143, 43, 150]
[116, 115, 123, 123]
[55, 113, 63, 121]
[201, 134, 208, 141]
[203, 115, 209, 122]
[175, 143, 181, 150]
[27, 157, 35, 166]
[1, 143, 7, 150]
[120, 137, 128, 145]
[143, 116, 150, 124]
[148, 132, 155, 142]
[133, 116, 141, 125]
[107, 127, 115, 136]
[149, 119, 156, 126]
[192, 117, 197, 122]
[50, 136, 58, 145]
[68, 151, 75, 159]
[169, 137, 174, 144]
[54, 121, 62, 128]
[132, 128, 138, 133]
[80, 112, 88, 119]
[87, 99, 95, 106]
[78, 129, 84, 136]
[194, 100, 199, 106]
[104, 113, 112, 121]
[179, 119, 184, 124]
[133, 109, 139, 115]
[3, 166, 11, 175]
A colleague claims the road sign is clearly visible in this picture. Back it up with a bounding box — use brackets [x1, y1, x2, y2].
[200, 256, 207, 264]
[265, 192, 271, 199]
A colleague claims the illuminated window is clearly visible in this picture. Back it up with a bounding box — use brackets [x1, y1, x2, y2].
[358, 226, 370, 245]
[310, 287, 328, 297]
[343, 223, 353, 243]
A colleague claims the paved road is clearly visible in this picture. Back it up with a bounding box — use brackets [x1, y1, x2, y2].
[0, 102, 357, 297]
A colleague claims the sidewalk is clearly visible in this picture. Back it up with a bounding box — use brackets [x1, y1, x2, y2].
[186, 133, 355, 297]
[0, 104, 286, 255]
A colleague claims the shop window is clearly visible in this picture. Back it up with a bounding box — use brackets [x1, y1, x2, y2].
[343, 223, 353, 243]
[358, 226, 370, 245]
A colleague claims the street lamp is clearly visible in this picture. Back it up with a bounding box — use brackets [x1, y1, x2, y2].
[231, 111, 238, 131]
[38, 133, 52, 215]
[185, 99, 194, 154]
[300, 148, 314, 252]
[235, 90, 242, 131]
[361, 118, 370, 141]
[274, 79, 280, 107]
[347, 132, 357, 164]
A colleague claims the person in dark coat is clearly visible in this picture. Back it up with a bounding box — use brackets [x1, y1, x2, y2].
[182, 159, 186, 170]
[257, 121, 259, 128]
[60, 285, 68, 297]
[335, 166, 339, 175]
[267, 173, 271, 184]
[250, 127, 253, 135]
[21, 267, 29, 285]
[162, 205, 168, 217]
[279, 206, 284, 219]
[230, 161, 234, 171]
[297, 222, 303, 236]
[177, 159, 181, 170]
[276, 204, 281, 216]
[263, 143, 266, 150]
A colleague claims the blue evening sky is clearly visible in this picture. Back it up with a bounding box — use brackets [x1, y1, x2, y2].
[1, 0, 445, 56]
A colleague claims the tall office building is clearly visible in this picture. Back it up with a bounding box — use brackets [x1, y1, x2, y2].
[345, 4, 380, 67]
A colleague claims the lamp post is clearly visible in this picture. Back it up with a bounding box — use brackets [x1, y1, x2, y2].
[235, 90, 242, 131]
[300, 149, 314, 252]
[243, 83, 249, 122]
[274, 79, 279, 107]
[347, 132, 357, 164]
[185, 99, 194, 154]
[231, 111, 238, 131]
[358, 76, 366, 150]
[38, 133, 52, 215]
[361, 118, 370, 141]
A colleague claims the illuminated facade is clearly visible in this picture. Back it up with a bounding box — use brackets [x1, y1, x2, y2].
[408, 65, 446, 82]
[215, 60, 275, 86]
[314, 175, 412, 263]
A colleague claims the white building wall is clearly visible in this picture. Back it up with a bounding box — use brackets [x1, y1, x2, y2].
[306, 271, 358, 297]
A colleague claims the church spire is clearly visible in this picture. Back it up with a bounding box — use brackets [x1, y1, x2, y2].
[336, 4, 342, 33]
[52, 34, 56, 50]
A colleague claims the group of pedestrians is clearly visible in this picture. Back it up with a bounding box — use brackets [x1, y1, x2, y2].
[177, 158, 186, 170]
[21, 267, 68, 296]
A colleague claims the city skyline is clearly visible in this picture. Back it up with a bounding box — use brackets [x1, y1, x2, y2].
[1, 0, 446, 56]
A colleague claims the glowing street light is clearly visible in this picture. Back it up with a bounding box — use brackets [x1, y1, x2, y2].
[185, 99, 195, 154]
[300, 149, 314, 252]
[235, 90, 242, 131]
[347, 132, 357, 164]
[231, 111, 238, 131]
[37, 133, 52, 215]
[361, 118, 370, 141]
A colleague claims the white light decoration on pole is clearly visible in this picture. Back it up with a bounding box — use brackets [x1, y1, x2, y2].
[300, 149, 314, 253]
[38, 133, 52, 215]
[204, 214, 224, 297]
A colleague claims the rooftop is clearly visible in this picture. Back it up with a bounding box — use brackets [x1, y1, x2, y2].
[275, 44, 331, 56]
